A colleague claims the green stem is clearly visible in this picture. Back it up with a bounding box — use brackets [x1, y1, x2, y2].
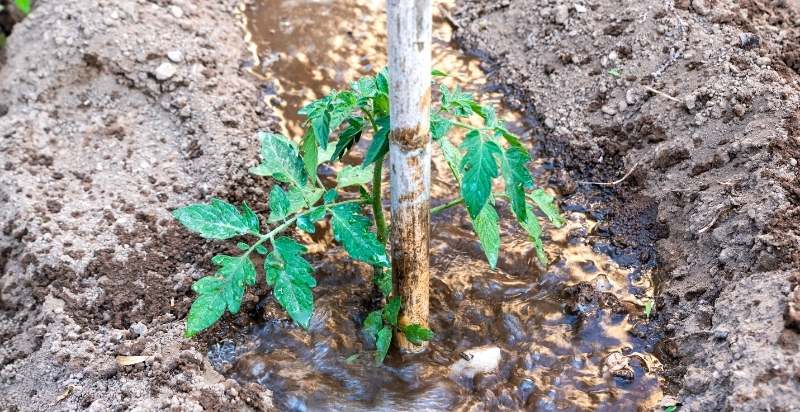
[363, 110, 379, 132]
[429, 192, 509, 215]
[431, 197, 464, 214]
[450, 119, 491, 132]
[245, 198, 366, 256]
[372, 155, 389, 244]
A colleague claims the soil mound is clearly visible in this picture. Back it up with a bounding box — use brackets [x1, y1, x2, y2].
[0, 0, 275, 409]
[453, 0, 800, 410]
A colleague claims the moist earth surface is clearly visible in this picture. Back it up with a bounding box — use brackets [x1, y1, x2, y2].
[0, 0, 797, 411]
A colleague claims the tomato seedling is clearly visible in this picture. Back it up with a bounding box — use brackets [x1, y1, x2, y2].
[172, 68, 564, 363]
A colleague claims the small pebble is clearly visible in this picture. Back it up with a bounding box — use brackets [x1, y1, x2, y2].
[130, 322, 148, 337]
[154, 62, 177, 81]
[738, 32, 760, 49]
[167, 50, 184, 63]
[169, 5, 184, 18]
[692, 0, 710, 15]
[554, 5, 569, 25]
[684, 94, 697, 110]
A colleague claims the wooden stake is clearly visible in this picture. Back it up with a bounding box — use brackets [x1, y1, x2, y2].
[387, 0, 432, 353]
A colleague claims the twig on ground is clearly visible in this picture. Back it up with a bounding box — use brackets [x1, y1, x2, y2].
[437, 4, 460, 30]
[697, 204, 733, 234]
[578, 160, 642, 186]
[643, 86, 682, 103]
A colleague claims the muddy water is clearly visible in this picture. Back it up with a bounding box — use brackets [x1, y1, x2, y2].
[217, 0, 663, 410]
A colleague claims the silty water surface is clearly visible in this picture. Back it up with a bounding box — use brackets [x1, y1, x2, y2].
[211, 1, 663, 410]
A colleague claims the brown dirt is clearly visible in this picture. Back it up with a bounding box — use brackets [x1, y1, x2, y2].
[453, 0, 800, 410]
[0, 0, 277, 410]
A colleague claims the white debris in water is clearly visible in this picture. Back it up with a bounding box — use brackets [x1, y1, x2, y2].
[449, 345, 502, 379]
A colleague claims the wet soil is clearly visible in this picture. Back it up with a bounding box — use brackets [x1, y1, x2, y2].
[215, 1, 663, 410]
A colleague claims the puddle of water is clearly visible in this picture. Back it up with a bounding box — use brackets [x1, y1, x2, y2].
[219, 0, 664, 410]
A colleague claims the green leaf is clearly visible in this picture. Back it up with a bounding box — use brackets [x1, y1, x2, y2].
[471, 103, 498, 128]
[329, 203, 390, 267]
[431, 69, 448, 77]
[373, 267, 393, 297]
[353, 76, 378, 99]
[383, 296, 401, 326]
[401, 324, 433, 345]
[460, 130, 501, 218]
[255, 244, 268, 255]
[212, 254, 257, 313]
[14, 0, 30, 14]
[430, 112, 453, 141]
[437, 136, 463, 182]
[241, 202, 260, 234]
[296, 206, 326, 234]
[644, 299, 654, 319]
[191, 276, 225, 295]
[363, 116, 389, 166]
[185, 293, 226, 337]
[529, 189, 566, 227]
[265, 237, 316, 329]
[500, 146, 534, 221]
[337, 165, 374, 188]
[268, 186, 291, 223]
[250, 132, 307, 188]
[375, 326, 392, 364]
[184, 253, 253, 338]
[312, 110, 331, 150]
[301, 129, 318, 178]
[173, 198, 258, 239]
[376, 67, 389, 95]
[519, 204, 548, 265]
[440, 84, 474, 117]
[362, 310, 383, 339]
[323, 189, 338, 203]
[495, 125, 525, 149]
[236, 242, 249, 251]
[472, 203, 500, 268]
[333, 118, 364, 161]
[373, 93, 389, 117]
[287, 185, 324, 211]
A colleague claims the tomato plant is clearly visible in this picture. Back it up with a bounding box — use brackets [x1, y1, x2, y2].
[172, 69, 563, 363]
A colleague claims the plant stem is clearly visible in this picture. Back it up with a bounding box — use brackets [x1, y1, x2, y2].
[245, 198, 366, 256]
[430, 197, 463, 214]
[429, 192, 509, 215]
[372, 155, 389, 244]
[450, 119, 491, 132]
[363, 110, 378, 132]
